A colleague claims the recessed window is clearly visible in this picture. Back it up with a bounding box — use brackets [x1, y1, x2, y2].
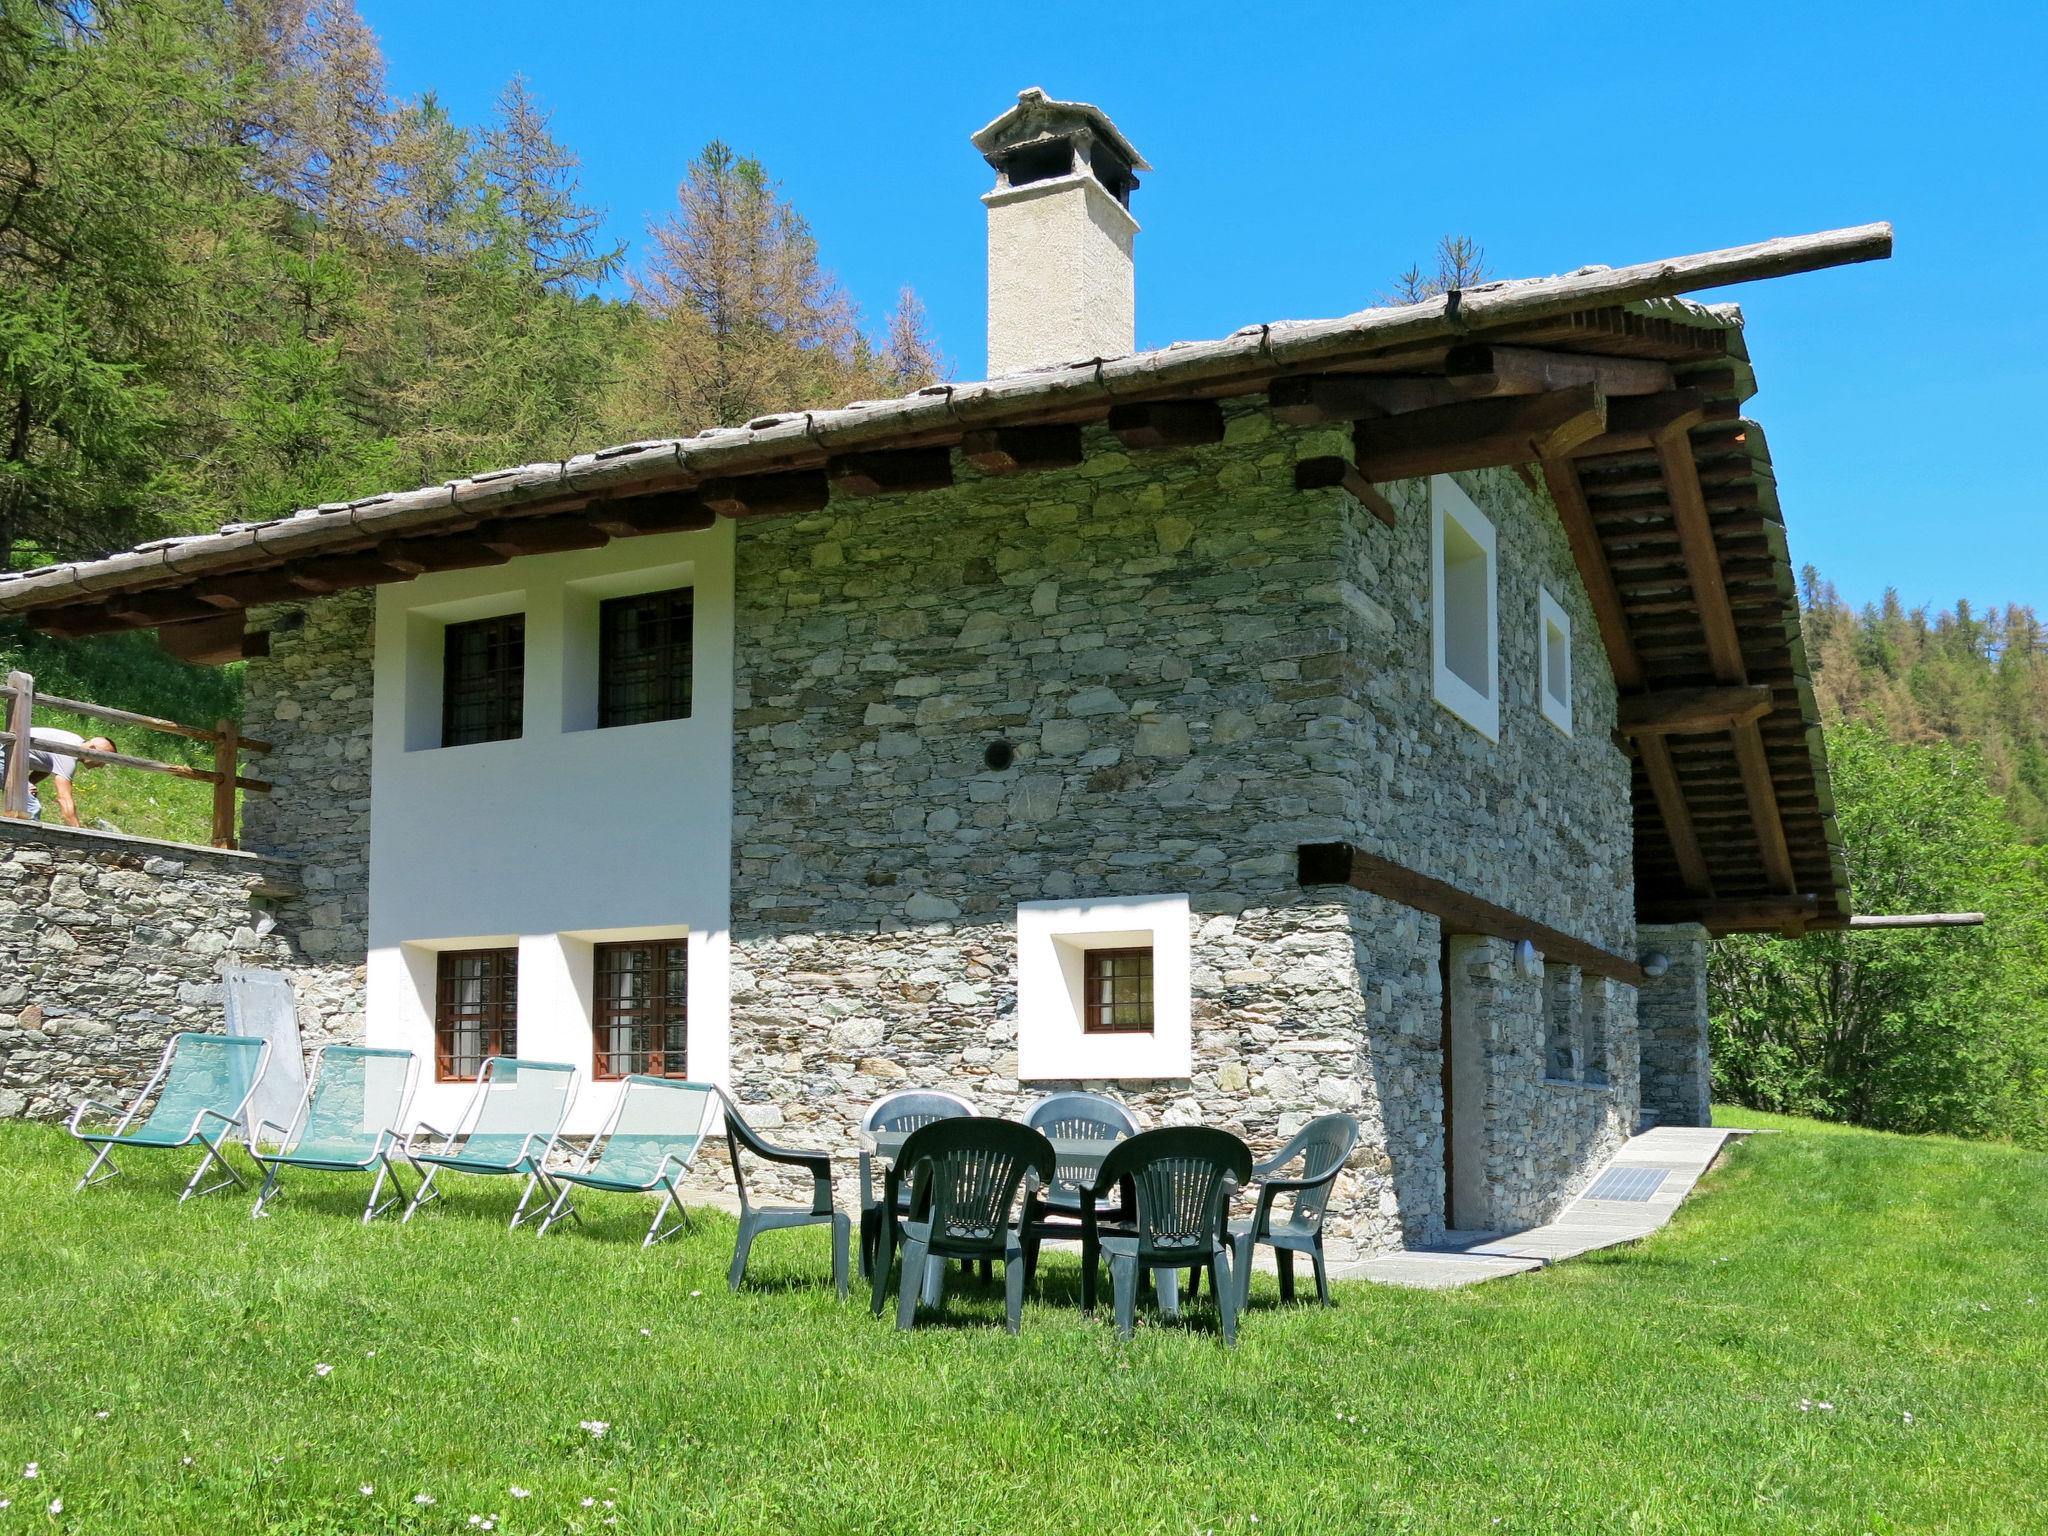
[1582, 978, 1610, 1086]
[598, 587, 694, 728]
[442, 615, 525, 746]
[1430, 476, 1499, 740]
[1544, 963, 1579, 1083]
[592, 940, 689, 1079]
[1083, 946, 1154, 1034]
[435, 948, 517, 1081]
[1539, 589, 1573, 735]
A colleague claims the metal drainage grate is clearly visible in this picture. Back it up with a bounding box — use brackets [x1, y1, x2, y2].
[1583, 1165, 1671, 1203]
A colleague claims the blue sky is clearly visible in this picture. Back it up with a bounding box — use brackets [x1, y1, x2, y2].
[359, 0, 2042, 618]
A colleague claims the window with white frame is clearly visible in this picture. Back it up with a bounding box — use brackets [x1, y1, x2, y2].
[1539, 588, 1573, 735]
[1430, 475, 1499, 740]
[1016, 894, 1191, 1081]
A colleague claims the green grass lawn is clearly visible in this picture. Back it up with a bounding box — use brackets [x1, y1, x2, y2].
[0, 1117, 2041, 1535]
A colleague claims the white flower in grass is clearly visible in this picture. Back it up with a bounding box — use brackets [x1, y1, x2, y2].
[48, 1498, 62, 1515]
[578, 1420, 610, 1439]
[1902, 1412, 1915, 1426]
[313, 1362, 333, 1377]
[469, 1516, 483, 1528]
[639, 1328, 651, 1337]
[509, 1486, 530, 1499]
[360, 1484, 374, 1496]
[689, 1289, 702, 1298]
[22, 1464, 38, 1479]
[366, 1349, 377, 1358]
[0, 1497, 10, 1509]
[582, 1497, 596, 1508]
[181, 1457, 194, 1467]
[414, 1493, 436, 1506]
[94, 1410, 110, 1420]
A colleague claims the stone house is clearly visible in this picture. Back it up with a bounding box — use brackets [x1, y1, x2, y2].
[0, 92, 1888, 1254]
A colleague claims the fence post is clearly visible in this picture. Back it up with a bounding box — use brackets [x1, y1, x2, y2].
[211, 717, 240, 849]
[2, 670, 31, 819]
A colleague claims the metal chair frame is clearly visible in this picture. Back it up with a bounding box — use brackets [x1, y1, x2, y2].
[68, 1032, 271, 1204]
[400, 1056, 579, 1230]
[536, 1076, 718, 1246]
[247, 1045, 421, 1222]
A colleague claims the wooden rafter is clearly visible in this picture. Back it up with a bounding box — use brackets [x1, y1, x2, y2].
[1617, 685, 1775, 736]
[1293, 457, 1396, 527]
[1635, 736, 1714, 897]
[1539, 456, 1643, 690]
[1353, 385, 1608, 481]
[698, 471, 831, 519]
[827, 448, 955, 498]
[1107, 400, 1225, 450]
[960, 424, 1085, 475]
[1639, 893, 1820, 933]
[478, 515, 611, 558]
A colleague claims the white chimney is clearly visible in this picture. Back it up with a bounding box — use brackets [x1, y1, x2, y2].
[974, 88, 1149, 376]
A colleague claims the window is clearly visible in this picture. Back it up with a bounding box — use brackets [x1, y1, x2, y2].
[1539, 589, 1573, 735]
[593, 940, 689, 1079]
[1582, 978, 1610, 1086]
[1083, 946, 1154, 1034]
[1544, 963, 1579, 1082]
[435, 948, 517, 1081]
[1430, 475, 1499, 740]
[599, 587, 694, 728]
[442, 615, 524, 746]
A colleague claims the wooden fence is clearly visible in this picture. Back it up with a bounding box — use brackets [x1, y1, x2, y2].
[0, 670, 271, 850]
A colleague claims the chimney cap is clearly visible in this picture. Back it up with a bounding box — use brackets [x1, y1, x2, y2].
[971, 86, 1151, 174]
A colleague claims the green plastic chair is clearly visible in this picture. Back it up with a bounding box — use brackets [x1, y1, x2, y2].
[720, 1090, 850, 1300]
[1084, 1126, 1254, 1345]
[1018, 1090, 1140, 1288]
[401, 1057, 578, 1229]
[537, 1076, 717, 1246]
[248, 1045, 420, 1222]
[870, 1117, 1055, 1333]
[857, 1090, 976, 1280]
[68, 1032, 271, 1204]
[1231, 1113, 1360, 1309]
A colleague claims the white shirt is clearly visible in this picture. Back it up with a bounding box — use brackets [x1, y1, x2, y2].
[29, 727, 86, 782]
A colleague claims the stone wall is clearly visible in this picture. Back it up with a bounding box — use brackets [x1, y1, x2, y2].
[0, 821, 358, 1120]
[722, 407, 1640, 1253]
[1636, 922, 1712, 1127]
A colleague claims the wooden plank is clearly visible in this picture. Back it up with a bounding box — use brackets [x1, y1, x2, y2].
[1538, 457, 1643, 690]
[827, 447, 955, 498]
[1732, 719, 1797, 891]
[1443, 344, 1673, 398]
[1568, 390, 1737, 457]
[1298, 840, 1647, 985]
[1, 670, 30, 818]
[477, 515, 612, 558]
[1106, 399, 1226, 450]
[1637, 736, 1714, 897]
[1353, 385, 1607, 481]
[378, 537, 513, 574]
[1656, 422, 1747, 683]
[1843, 912, 1986, 930]
[959, 423, 1086, 475]
[698, 470, 831, 518]
[20, 694, 271, 756]
[1293, 457, 1396, 527]
[107, 591, 224, 628]
[1617, 684, 1776, 736]
[25, 736, 272, 794]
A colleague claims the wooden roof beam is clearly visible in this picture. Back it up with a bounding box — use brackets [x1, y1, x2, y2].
[1293, 457, 1396, 527]
[1539, 455, 1643, 690]
[698, 470, 831, 519]
[587, 492, 717, 537]
[960, 424, 1085, 475]
[1353, 385, 1607, 481]
[1618, 684, 1776, 736]
[1444, 344, 1673, 399]
[478, 515, 611, 559]
[1637, 736, 1714, 898]
[1568, 390, 1740, 458]
[1639, 893, 1820, 934]
[377, 536, 512, 573]
[827, 447, 955, 498]
[1107, 400, 1226, 451]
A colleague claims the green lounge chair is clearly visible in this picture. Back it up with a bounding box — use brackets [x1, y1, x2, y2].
[537, 1075, 716, 1246]
[248, 1045, 420, 1222]
[871, 1117, 1054, 1333]
[1231, 1112, 1360, 1309]
[1083, 1126, 1253, 1345]
[68, 1031, 271, 1204]
[720, 1090, 851, 1300]
[401, 1057, 578, 1229]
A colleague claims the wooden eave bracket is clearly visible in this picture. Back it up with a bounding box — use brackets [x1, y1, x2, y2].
[959, 423, 1086, 475]
[1617, 684, 1775, 736]
[1351, 385, 1609, 481]
[1293, 457, 1396, 527]
[1106, 399, 1226, 451]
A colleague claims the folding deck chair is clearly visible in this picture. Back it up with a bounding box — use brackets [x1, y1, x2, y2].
[67, 1032, 271, 1204]
[536, 1075, 717, 1245]
[248, 1045, 420, 1222]
[400, 1057, 578, 1229]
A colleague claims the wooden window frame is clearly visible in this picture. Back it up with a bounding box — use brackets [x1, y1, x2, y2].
[441, 614, 525, 747]
[1082, 945, 1155, 1035]
[597, 587, 694, 729]
[434, 947, 518, 1082]
[591, 939, 689, 1081]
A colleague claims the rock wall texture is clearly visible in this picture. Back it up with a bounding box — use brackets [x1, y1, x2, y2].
[722, 408, 1641, 1253]
[1635, 922, 1713, 1127]
[0, 822, 357, 1120]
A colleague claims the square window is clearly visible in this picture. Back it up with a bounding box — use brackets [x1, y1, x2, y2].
[1430, 476, 1499, 739]
[592, 940, 689, 1079]
[1540, 589, 1573, 735]
[598, 587, 694, 728]
[441, 615, 525, 746]
[1083, 946, 1154, 1033]
[434, 948, 517, 1081]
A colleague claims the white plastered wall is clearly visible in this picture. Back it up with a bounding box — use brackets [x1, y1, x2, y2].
[983, 173, 1137, 375]
[365, 524, 734, 1134]
[1015, 893, 1191, 1081]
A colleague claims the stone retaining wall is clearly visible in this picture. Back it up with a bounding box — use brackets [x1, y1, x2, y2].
[0, 821, 360, 1121]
